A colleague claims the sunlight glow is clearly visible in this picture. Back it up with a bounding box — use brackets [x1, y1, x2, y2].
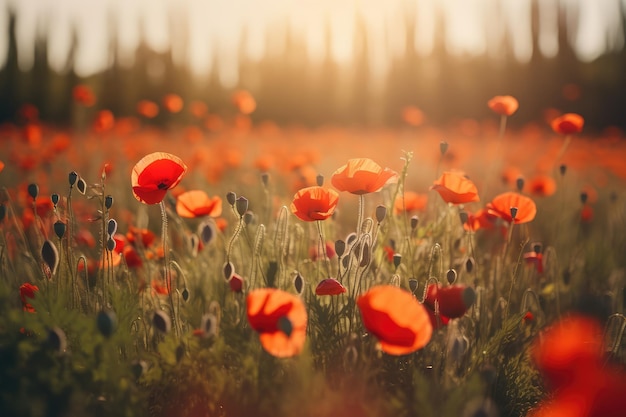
[1, 0, 623, 83]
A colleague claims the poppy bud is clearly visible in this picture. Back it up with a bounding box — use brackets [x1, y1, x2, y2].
[131, 360, 148, 380]
[260, 172, 270, 187]
[226, 191, 237, 206]
[459, 211, 468, 225]
[198, 221, 216, 245]
[559, 164, 567, 176]
[346, 233, 357, 246]
[41, 240, 59, 276]
[27, 183, 39, 200]
[53, 221, 66, 239]
[243, 211, 254, 225]
[440, 141, 449, 155]
[293, 272, 304, 294]
[580, 192, 588, 204]
[223, 262, 235, 281]
[181, 287, 190, 301]
[410, 215, 419, 230]
[409, 278, 419, 294]
[153, 310, 171, 333]
[335, 240, 346, 258]
[316, 174, 324, 186]
[105, 195, 114, 209]
[0, 204, 5, 222]
[77, 178, 87, 195]
[532, 242, 542, 253]
[47, 327, 67, 353]
[510, 207, 518, 220]
[235, 196, 248, 217]
[51, 193, 60, 206]
[446, 269, 457, 285]
[516, 177, 524, 192]
[107, 219, 117, 237]
[200, 313, 217, 337]
[97, 310, 117, 337]
[106, 237, 116, 252]
[359, 242, 371, 267]
[393, 253, 402, 269]
[375, 205, 387, 223]
[437, 285, 476, 318]
[69, 171, 78, 186]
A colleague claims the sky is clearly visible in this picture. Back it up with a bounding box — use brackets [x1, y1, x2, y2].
[0, 0, 624, 87]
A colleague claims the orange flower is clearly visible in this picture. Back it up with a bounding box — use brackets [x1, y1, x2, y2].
[131, 152, 187, 205]
[487, 192, 536, 224]
[487, 95, 519, 116]
[431, 172, 479, 205]
[232, 90, 256, 115]
[357, 285, 432, 355]
[0, 160, 5, 173]
[176, 190, 222, 218]
[72, 84, 96, 107]
[19, 283, 39, 313]
[551, 113, 584, 135]
[394, 191, 428, 213]
[93, 110, 115, 133]
[331, 158, 398, 195]
[290, 186, 339, 222]
[246, 288, 307, 357]
[463, 208, 497, 232]
[401, 105, 424, 127]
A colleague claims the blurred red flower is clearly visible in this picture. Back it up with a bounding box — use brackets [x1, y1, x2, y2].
[19, 283, 39, 313]
[551, 113, 584, 135]
[487, 95, 519, 116]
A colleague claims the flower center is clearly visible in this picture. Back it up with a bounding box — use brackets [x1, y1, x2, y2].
[157, 182, 168, 190]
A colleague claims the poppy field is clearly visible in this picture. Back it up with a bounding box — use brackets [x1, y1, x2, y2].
[2, 92, 626, 417]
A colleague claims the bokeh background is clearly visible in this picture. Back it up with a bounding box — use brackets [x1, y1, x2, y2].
[0, 0, 625, 130]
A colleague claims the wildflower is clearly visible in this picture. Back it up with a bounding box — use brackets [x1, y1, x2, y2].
[431, 171, 479, 205]
[487, 192, 536, 224]
[401, 105, 425, 127]
[162, 94, 183, 113]
[246, 288, 307, 358]
[229, 273, 244, 293]
[526, 175, 557, 197]
[72, 84, 95, 107]
[232, 90, 256, 115]
[357, 285, 432, 355]
[487, 95, 519, 116]
[309, 241, 336, 261]
[528, 314, 626, 417]
[315, 278, 347, 296]
[331, 158, 398, 195]
[394, 191, 428, 214]
[19, 283, 39, 313]
[290, 186, 339, 222]
[176, 190, 223, 218]
[131, 152, 187, 204]
[423, 284, 475, 327]
[551, 113, 584, 135]
[137, 100, 159, 118]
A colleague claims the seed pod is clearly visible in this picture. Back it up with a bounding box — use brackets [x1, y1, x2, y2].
[51, 193, 60, 206]
[41, 240, 59, 276]
[335, 240, 346, 258]
[393, 253, 402, 269]
[200, 313, 218, 337]
[198, 221, 216, 245]
[510, 207, 518, 220]
[181, 288, 190, 301]
[106, 237, 116, 252]
[466, 257, 475, 273]
[409, 278, 419, 294]
[104, 195, 114, 209]
[316, 174, 324, 186]
[459, 211, 468, 225]
[153, 310, 171, 333]
[243, 211, 254, 225]
[516, 177, 524, 192]
[260, 173, 270, 187]
[580, 192, 588, 204]
[47, 327, 67, 353]
[410, 215, 419, 230]
[440, 141, 449, 155]
[559, 164, 567, 176]
[131, 360, 148, 380]
[223, 262, 235, 281]
[77, 178, 87, 195]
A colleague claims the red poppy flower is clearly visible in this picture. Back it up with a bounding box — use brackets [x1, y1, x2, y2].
[524, 251, 544, 273]
[19, 283, 39, 313]
[246, 288, 307, 358]
[423, 284, 475, 328]
[487, 192, 537, 224]
[581, 205, 593, 223]
[229, 273, 244, 293]
[0, 160, 5, 173]
[123, 246, 143, 268]
[431, 172, 480, 205]
[551, 113, 584, 135]
[331, 158, 398, 195]
[232, 90, 256, 115]
[131, 152, 187, 205]
[126, 226, 156, 248]
[529, 314, 626, 417]
[402, 105, 425, 127]
[357, 285, 432, 355]
[72, 85, 96, 107]
[176, 190, 222, 218]
[463, 209, 497, 232]
[527, 175, 557, 197]
[309, 241, 336, 261]
[487, 95, 519, 116]
[93, 110, 115, 133]
[315, 278, 346, 295]
[290, 186, 339, 222]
